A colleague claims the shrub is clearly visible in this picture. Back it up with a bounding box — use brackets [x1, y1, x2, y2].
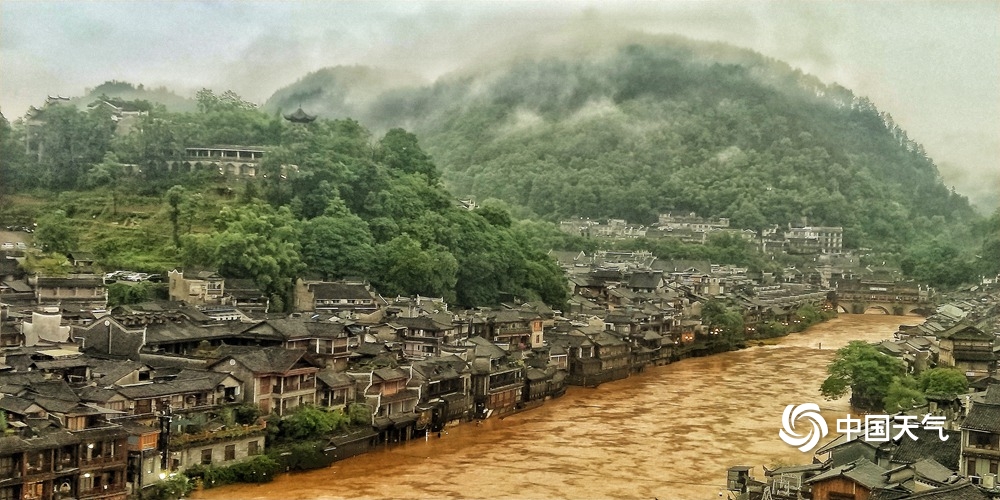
[142, 474, 194, 500]
[233, 404, 262, 425]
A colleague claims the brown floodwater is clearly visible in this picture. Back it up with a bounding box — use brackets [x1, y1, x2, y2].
[194, 314, 913, 500]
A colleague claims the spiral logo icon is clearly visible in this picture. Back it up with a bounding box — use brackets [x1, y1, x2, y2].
[779, 403, 828, 452]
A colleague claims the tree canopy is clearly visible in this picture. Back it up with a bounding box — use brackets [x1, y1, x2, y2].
[820, 341, 906, 411]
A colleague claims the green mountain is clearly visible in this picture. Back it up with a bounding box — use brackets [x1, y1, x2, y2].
[266, 36, 976, 252]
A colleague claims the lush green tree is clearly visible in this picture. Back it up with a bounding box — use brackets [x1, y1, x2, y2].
[35, 210, 79, 254]
[821, 341, 907, 410]
[917, 367, 969, 398]
[377, 128, 438, 182]
[107, 281, 165, 307]
[279, 405, 349, 441]
[373, 234, 458, 302]
[475, 204, 513, 228]
[141, 474, 193, 500]
[700, 300, 745, 339]
[883, 376, 926, 413]
[299, 210, 376, 280]
[165, 185, 187, 247]
[182, 203, 303, 310]
[347, 403, 371, 426]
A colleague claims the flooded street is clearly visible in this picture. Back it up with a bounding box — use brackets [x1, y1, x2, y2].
[195, 314, 913, 500]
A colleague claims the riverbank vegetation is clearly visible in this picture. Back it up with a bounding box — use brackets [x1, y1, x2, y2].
[820, 341, 968, 411]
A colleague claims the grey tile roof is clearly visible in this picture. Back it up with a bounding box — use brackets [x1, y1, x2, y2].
[0, 395, 36, 414]
[212, 346, 315, 374]
[984, 384, 1000, 405]
[316, 369, 353, 389]
[890, 427, 961, 471]
[117, 369, 234, 399]
[0, 430, 79, 455]
[308, 282, 375, 301]
[905, 481, 989, 500]
[961, 402, 1000, 433]
[806, 458, 888, 489]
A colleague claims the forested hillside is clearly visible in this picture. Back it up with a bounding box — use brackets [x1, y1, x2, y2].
[1, 37, 996, 295]
[0, 91, 568, 311]
[266, 38, 978, 254]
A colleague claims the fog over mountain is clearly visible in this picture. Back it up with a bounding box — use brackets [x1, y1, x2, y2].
[2, 1, 997, 211]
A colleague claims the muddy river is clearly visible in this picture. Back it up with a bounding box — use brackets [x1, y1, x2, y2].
[195, 314, 912, 500]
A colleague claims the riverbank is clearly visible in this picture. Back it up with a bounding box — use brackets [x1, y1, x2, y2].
[194, 314, 911, 500]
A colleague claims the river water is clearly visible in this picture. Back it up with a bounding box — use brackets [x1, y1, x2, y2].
[194, 314, 912, 500]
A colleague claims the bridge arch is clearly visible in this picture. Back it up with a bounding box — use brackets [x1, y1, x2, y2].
[863, 305, 891, 315]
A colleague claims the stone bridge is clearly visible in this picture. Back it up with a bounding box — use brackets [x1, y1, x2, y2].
[833, 279, 935, 316]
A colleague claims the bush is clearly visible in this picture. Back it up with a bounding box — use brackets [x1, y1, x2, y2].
[268, 440, 333, 472]
[233, 404, 262, 425]
[230, 455, 281, 483]
[185, 455, 280, 489]
[141, 474, 194, 500]
[278, 405, 349, 441]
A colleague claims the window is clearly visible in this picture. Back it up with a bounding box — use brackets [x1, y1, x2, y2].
[991, 460, 999, 475]
[224, 445, 235, 461]
[247, 441, 259, 456]
[200, 449, 212, 465]
[0, 487, 15, 500]
[967, 458, 977, 475]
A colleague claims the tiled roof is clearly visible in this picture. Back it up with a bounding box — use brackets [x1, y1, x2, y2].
[36, 276, 104, 288]
[806, 458, 887, 489]
[961, 402, 1000, 433]
[117, 370, 234, 399]
[905, 481, 989, 500]
[213, 346, 314, 374]
[316, 369, 353, 389]
[984, 384, 1000, 405]
[889, 428, 960, 471]
[309, 282, 374, 300]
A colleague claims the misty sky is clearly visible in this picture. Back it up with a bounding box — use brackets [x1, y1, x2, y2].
[2, 1, 997, 211]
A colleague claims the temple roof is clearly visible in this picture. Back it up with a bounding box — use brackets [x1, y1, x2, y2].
[283, 107, 316, 123]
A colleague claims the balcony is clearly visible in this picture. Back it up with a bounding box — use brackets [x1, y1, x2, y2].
[273, 380, 316, 394]
[25, 461, 51, 475]
[79, 455, 121, 467]
[78, 483, 127, 498]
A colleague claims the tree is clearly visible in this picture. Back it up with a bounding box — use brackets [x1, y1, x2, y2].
[377, 128, 438, 182]
[299, 211, 376, 280]
[883, 376, 926, 413]
[141, 474, 193, 500]
[821, 341, 906, 410]
[107, 282, 164, 307]
[35, 210, 79, 254]
[165, 185, 187, 247]
[373, 234, 458, 302]
[279, 405, 348, 441]
[917, 367, 968, 399]
[181, 203, 303, 310]
[700, 300, 745, 347]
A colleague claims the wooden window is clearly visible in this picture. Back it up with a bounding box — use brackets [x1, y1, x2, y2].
[224, 445, 235, 461]
[200, 449, 212, 465]
[0, 487, 15, 500]
[991, 460, 999, 475]
[968, 458, 977, 475]
[247, 441, 259, 456]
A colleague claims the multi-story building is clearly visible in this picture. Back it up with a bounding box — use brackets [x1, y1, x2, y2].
[960, 386, 1000, 480]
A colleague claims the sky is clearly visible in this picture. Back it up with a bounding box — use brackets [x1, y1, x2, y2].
[2, 1, 998, 211]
